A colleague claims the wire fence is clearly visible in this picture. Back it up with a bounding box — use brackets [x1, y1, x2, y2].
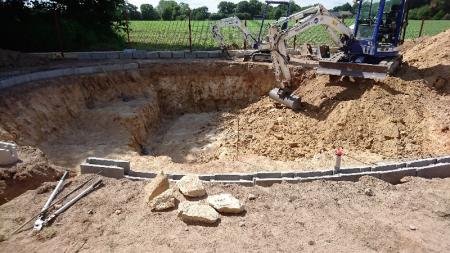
[125, 18, 450, 51]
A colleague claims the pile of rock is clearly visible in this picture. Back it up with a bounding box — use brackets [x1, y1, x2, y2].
[144, 172, 245, 225]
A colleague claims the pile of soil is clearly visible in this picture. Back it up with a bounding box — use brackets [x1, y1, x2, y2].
[0, 146, 63, 205]
[0, 175, 449, 252]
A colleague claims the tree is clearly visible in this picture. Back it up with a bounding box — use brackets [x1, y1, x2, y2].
[332, 3, 354, 13]
[125, 3, 141, 20]
[157, 0, 178, 20]
[178, 3, 190, 19]
[141, 4, 160, 20]
[218, 1, 236, 15]
[191, 6, 210, 20]
[236, 1, 251, 15]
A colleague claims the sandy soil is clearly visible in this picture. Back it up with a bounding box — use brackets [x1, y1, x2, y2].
[0, 175, 449, 252]
[0, 146, 63, 205]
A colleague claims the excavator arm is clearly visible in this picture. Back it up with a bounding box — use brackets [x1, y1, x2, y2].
[268, 4, 353, 84]
[211, 17, 256, 50]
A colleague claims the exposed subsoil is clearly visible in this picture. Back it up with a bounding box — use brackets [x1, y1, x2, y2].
[0, 175, 449, 252]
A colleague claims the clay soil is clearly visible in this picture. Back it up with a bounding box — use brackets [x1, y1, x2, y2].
[0, 175, 449, 252]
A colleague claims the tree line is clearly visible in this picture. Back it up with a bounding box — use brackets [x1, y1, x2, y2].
[331, 0, 450, 20]
[126, 0, 302, 21]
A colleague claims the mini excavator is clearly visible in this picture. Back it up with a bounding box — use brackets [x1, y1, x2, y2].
[268, 0, 409, 109]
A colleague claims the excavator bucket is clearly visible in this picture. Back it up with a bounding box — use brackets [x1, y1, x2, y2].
[317, 56, 402, 80]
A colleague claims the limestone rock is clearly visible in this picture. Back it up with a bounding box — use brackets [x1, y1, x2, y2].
[176, 175, 206, 197]
[178, 201, 220, 224]
[207, 193, 245, 214]
[149, 189, 176, 211]
[144, 172, 169, 203]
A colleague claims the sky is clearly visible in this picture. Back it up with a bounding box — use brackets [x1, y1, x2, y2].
[127, 0, 353, 13]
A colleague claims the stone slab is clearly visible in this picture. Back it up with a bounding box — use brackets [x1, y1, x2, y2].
[437, 156, 450, 164]
[254, 178, 282, 186]
[159, 51, 172, 59]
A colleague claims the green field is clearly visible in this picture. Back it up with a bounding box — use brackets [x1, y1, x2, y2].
[128, 19, 450, 51]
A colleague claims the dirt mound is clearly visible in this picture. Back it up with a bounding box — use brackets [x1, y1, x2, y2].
[403, 29, 450, 69]
[0, 146, 63, 205]
[0, 175, 449, 252]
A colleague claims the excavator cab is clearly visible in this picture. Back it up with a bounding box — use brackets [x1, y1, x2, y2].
[318, 0, 408, 80]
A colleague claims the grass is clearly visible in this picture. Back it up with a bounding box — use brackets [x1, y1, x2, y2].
[127, 19, 450, 51]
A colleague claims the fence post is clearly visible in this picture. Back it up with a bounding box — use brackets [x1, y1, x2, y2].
[244, 20, 247, 49]
[419, 18, 425, 37]
[124, 10, 131, 47]
[188, 11, 193, 52]
[53, 8, 64, 58]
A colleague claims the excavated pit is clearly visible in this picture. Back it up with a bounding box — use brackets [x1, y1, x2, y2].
[0, 49, 449, 175]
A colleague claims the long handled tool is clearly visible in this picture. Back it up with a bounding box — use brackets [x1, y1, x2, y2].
[11, 173, 102, 235]
[33, 179, 103, 231]
[32, 170, 69, 229]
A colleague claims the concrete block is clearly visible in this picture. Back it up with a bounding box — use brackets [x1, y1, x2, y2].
[80, 163, 124, 179]
[340, 167, 362, 174]
[406, 158, 437, 168]
[127, 170, 157, 178]
[184, 52, 195, 58]
[119, 52, 133, 59]
[281, 172, 296, 178]
[44, 69, 65, 79]
[0, 78, 16, 89]
[14, 74, 31, 85]
[146, 52, 159, 59]
[91, 52, 107, 60]
[437, 156, 450, 164]
[132, 50, 147, 59]
[256, 172, 281, 179]
[86, 157, 130, 174]
[359, 166, 372, 172]
[76, 66, 96, 75]
[301, 175, 339, 182]
[101, 64, 123, 72]
[172, 51, 185, 59]
[198, 174, 214, 181]
[254, 178, 282, 186]
[27, 71, 48, 82]
[416, 163, 450, 179]
[122, 63, 139, 70]
[378, 168, 417, 184]
[0, 149, 18, 165]
[169, 174, 185, 180]
[159, 51, 172, 59]
[194, 51, 209, 58]
[214, 173, 242, 181]
[77, 52, 91, 60]
[296, 171, 321, 178]
[106, 52, 120, 59]
[328, 173, 367, 182]
[371, 163, 400, 172]
[240, 173, 255, 181]
[208, 50, 222, 58]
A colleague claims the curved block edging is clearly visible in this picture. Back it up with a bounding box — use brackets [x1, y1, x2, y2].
[0, 50, 225, 91]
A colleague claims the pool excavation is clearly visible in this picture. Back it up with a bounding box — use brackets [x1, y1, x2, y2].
[0, 30, 449, 252]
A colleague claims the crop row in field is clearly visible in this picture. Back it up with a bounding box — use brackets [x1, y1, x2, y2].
[127, 19, 450, 51]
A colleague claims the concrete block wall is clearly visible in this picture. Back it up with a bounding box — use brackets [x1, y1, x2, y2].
[83, 156, 450, 185]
